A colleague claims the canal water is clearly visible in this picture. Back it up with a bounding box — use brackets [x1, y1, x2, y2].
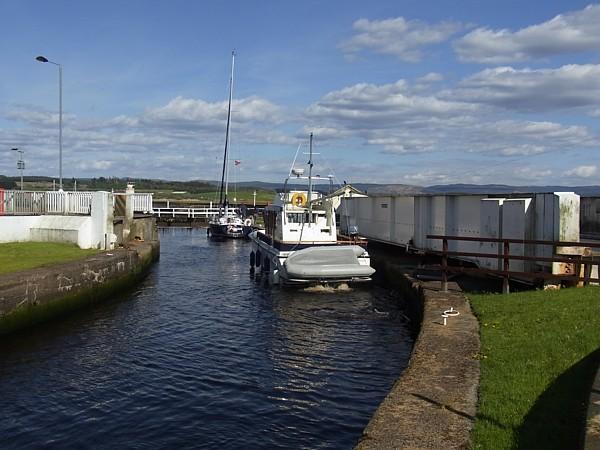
[0, 228, 413, 449]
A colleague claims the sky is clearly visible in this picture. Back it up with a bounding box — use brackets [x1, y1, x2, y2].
[0, 0, 599, 187]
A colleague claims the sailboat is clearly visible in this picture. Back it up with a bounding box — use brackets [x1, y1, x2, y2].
[248, 133, 375, 286]
[208, 51, 249, 239]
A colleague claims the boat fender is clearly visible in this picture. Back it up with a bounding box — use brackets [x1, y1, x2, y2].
[256, 250, 262, 267]
[291, 192, 307, 207]
[244, 218, 253, 227]
[250, 251, 256, 267]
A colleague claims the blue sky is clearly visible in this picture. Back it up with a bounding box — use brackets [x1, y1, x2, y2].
[1, 0, 599, 186]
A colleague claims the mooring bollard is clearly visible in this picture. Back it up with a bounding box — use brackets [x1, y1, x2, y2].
[442, 307, 460, 326]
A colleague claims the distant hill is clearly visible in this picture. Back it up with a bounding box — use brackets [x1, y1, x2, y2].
[1, 175, 599, 197]
[235, 180, 425, 195]
[424, 184, 600, 196]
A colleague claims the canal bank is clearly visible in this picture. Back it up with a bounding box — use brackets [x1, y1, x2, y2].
[0, 240, 159, 336]
[356, 253, 480, 449]
[0, 228, 412, 449]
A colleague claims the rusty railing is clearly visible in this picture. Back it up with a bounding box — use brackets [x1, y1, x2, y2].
[427, 235, 600, 293]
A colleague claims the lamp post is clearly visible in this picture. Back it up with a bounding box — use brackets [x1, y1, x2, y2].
[35, 55, 63, 191]
[11, 148, 25, 190]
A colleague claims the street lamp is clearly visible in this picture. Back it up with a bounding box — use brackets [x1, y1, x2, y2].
[35, 55, 63, 191]
[11, 147, 25, 190]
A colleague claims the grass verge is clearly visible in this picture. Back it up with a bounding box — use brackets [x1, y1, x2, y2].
[469, 286, 600, 449]
[0, 242, 100, 275]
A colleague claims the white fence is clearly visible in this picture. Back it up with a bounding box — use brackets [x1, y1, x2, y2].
[154, 206, 239, 219]
[46, 191, 94, 214]
[0, 190, 153, 216]
[130, 193, 154, 214]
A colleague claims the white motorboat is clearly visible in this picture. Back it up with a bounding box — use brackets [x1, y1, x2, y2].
[248, 133, 375, 285]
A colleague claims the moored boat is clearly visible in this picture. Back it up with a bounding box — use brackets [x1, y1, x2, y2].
[208, 51, 250, 239]
[248, 133, 375, 285]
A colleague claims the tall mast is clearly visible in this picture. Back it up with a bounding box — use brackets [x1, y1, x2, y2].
[218, 51, 235, 209]
[308, 132, 313, 220]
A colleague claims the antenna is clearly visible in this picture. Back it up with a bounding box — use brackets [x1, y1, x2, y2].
[308, 132, 313, 220]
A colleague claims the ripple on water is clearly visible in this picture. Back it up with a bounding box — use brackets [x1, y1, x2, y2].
[0, 228, 413, 449]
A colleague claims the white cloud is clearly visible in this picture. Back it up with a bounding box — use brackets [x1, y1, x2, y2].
[6, 105, 76, 128]
[340, 17, 463, 62]
[0, 94, 292, 179]
[306, 80, 478, 130]
[141, 95, 282, 129]
[304, 78, 600, 159]
[589, 109, 600, 117]
[78, 160, 113, 170]
[417, 72, 444, 83]
[513, 166, 553, 180]
[447, 64, 600, 112]
[402, 170, 452, 184]
[454, 4, 600, 63]
[564, 165, 598, 178]
[499, 145, 546, 156]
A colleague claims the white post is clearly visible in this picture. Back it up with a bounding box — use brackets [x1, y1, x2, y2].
[91, 191, 115, 249]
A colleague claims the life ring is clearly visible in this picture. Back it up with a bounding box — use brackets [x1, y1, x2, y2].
[244, 218, 253, 227]
[291, 192, 307, 207]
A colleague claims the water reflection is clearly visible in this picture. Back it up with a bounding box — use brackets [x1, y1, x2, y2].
[0, 228, 412, 449]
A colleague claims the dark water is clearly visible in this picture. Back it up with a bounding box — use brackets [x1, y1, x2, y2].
[0, 228, 413, 449]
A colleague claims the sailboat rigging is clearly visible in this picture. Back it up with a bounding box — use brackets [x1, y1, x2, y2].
[208, 51, 251, 239]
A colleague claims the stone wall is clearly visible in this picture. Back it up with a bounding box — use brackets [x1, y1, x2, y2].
[0, 241, 159, 336]
[356, 258, 480, 449]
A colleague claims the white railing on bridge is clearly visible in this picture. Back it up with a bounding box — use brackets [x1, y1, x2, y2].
[131, 193, 153, 214]
[0, 190, 93, 215]
[45, 191, 93, 214]
[0, 190, 153, 216]
[153, 206, 239, 219]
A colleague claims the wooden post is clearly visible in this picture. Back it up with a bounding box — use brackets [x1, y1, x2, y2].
[574, 254, 582, 287]
[441, 238, 448, 292]
[582, 249, 592, 286]
[502, 240, 510, 294]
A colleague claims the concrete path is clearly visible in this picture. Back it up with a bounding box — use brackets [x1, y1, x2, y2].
[356, 277, 480, 450]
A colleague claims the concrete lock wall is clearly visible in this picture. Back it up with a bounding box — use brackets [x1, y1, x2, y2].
[0, 216, 40, 242]
[344, 192, 581, 273]
[0, 241, 159, 336]
[30, 216, 92, 248]
[0, 191, 115, 250]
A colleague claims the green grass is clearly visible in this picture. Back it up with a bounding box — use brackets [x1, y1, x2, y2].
[0, 242, 100, 275]
[469, 286, 600, 449]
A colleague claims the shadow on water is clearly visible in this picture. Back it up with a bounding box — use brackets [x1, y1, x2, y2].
[0, 228, 415, 449]
[515, 347, 600, 450]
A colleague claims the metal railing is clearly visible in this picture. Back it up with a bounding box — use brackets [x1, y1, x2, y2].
[153, 206, 239, 219]
[427, 234, 600, 293]
[0, 190, 92, 215]
[0, 190, 154, 216]
[130, 193, 153, 213]
[46, 191, 93, 214]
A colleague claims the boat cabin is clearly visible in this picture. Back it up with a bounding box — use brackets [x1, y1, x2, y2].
[264, 190, 337, 244]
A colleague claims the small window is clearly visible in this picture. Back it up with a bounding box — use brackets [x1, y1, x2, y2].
[381, 203, 388, 209]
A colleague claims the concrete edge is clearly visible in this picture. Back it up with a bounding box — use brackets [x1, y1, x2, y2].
[585, 361, 600, 449]
[0, 240, 160, 336]
[355, 264, 480, 449]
